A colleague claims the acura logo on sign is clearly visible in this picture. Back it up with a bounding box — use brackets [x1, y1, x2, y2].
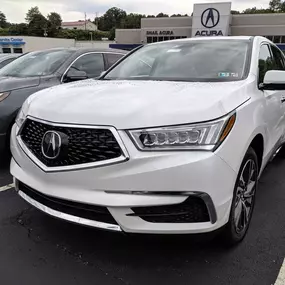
[201, 8, 220, 28]
[41, 131, 62, 159]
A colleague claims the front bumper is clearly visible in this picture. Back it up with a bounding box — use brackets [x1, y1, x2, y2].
[11, 124, 237, 234]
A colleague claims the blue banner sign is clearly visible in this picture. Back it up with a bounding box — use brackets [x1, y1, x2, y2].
[0, 38, 26, 45]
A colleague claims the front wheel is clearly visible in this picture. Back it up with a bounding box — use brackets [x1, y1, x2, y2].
[220, 147, 258, 245]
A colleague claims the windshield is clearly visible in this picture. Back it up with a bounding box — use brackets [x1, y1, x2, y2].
[0, 49, 74, 77]
[105, 40, 250, 82]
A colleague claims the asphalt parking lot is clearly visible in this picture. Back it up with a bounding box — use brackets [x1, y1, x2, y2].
[0, 154, 285, 285]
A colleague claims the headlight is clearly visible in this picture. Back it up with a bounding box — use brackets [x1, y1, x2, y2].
[128, 113, 236, 151]
[15, 109, 26, 128]
[0, 92, 10, 102]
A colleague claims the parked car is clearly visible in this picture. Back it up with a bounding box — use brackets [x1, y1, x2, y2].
[11, 36, 285, 245]
[0, 48, 127, 152]
[0, 54, 19, 69]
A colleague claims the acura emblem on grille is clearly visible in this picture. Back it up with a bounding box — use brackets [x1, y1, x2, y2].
[41, 131, 62, 159]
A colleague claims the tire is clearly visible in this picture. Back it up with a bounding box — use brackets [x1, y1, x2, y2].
[220, 147, 259, 246]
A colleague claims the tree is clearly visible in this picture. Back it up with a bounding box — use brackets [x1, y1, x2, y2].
[156, 13, 169, 17]
[99, 7, 127, 31]
[170, 14, 189, 17]
[25, 6, 41, 23]
[28, 14, 48, 36]
[109, 27, 115, 40]
[231, 10, 240, 14]
[269, 0, 282, 11]
[47, 12, 62, 37]
[242, 7, 271, 14]
[7, 23, 28, 35]
[146, 15, 155, 18]
[120, 13, 145, 29]
[0, 11, 8, 28]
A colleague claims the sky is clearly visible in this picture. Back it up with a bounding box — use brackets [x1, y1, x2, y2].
[2, 0, 270, 23]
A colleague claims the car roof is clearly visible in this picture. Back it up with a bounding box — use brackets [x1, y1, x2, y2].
[0, 54, 19, 59]
[149, 36, 254, 46]
[29, 47, 128, 55]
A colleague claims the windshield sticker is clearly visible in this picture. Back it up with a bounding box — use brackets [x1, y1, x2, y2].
[218, 72, 239, 78]
[167, 49, 181, 53]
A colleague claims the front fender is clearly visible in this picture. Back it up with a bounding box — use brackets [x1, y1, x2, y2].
[215, 98, 266, 174]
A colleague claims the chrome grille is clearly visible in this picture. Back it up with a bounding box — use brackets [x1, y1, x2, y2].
[20, 119, 122, 167]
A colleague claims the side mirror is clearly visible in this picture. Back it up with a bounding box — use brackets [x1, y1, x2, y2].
[64, 69, 88, 82]
[260, 70, 285, 90]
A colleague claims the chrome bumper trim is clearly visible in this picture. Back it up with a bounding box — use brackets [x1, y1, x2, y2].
[17, 190, 122, 232]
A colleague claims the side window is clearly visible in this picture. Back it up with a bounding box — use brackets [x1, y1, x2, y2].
[271, 45, 285, 70]
[70, 53, 104, 78]
[258, 44, 274, 84]
[105, 53, 124, 69]
[0, 58, 15, 69]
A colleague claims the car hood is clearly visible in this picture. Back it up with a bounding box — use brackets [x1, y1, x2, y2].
[27, 79, 252, 129]
[0, 76, 40, 92]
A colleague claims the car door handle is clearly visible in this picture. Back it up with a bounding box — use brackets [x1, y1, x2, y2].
[281, 97, 285, 103]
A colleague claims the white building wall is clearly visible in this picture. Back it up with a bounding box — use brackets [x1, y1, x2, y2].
[0, 36, 75, 53]
[115, 29, 141, 44]
[75, 41, 114, 49]
[24, 37, 75, 52]
[62, 22, 97, 31]
[62, 25, 84, 30]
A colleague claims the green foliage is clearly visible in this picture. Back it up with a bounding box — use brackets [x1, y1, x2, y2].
[98, 7, 127, 31]
[171, 14, 189, 17]
[0, 11, 8, 28]
[243, 7, 272, 14]
[242, 0, 285, 14]
[47, 12, 62, 37]
[57, 29, 110, 41]
[25, 6, 41, 23]
[28, 14, 48, 37]
[269, 0, 283, 11]
[231, 10, 240, 14]
[0, 23, 28, 35]
[109, 27, 115, 40]
[156, 13, 169, 17]
[120, 13, 145, 29]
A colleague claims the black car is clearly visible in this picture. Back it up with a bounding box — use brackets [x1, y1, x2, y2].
[0, 48, 127, 153]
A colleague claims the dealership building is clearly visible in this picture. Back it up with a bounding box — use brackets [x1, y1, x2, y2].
[113, 2, 285, 51]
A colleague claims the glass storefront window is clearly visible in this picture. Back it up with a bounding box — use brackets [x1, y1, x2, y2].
[2, 48, 11, 53]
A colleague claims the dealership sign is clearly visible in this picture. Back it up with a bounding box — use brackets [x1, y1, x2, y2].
[146, 31, 174, 36]
[192, 2, 231, 37]
[0, 37, 26, 45]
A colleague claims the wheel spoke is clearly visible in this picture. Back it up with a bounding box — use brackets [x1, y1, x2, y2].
[239, 175, 246, 189]
[241, 201, 249, 228]
[234, 198, 242, 228]
[248, 160, 255, 184]
[244, 180, 256, 198]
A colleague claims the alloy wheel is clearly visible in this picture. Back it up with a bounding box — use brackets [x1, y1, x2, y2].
[234, 158, 257, 234]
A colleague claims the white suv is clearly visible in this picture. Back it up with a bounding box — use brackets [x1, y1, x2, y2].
[11, 36, 285, 244]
